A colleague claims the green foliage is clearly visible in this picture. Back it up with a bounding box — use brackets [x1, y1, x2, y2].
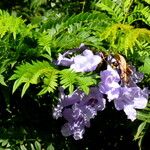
[100, 23, 150, 55]
[47, 144, 55, 150]
[0, 10, 42, 89]
[95, 0, 125, 22]
[9, 61, 59, 97]
[128, 2, 150, 25]
[137, 103, 150, 123]
[95, 0, 150, 25]
[37, 31, 53, 58]
[139, 57, 150, 74]
[134, 122, 148, 150]
[0, 10, 25, 39]
[95, 0, 150, 56]
[0, 74, 7, 86]
[39, 12, 111, 51]
[60, 69, 97, 94]
[0, 137, 53, 150]
[31, 0, 47, 9]
[10, 64, 97, 97]
[136, 106, 150, 149]
[143, 0, 150, 4]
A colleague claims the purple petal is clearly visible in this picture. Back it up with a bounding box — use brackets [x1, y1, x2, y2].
[62, 89, 84, 107]
[70, 50, 102, 72]
[124, 105, 136, 121]
[114, 86, 148, 121]
[61, 123, 73, 137]
[114, 87, 134, 110]
[57, 54, 74, 66]
[52, 103, 63, 119]
[107, 87, 120, 101]
[73, 128, 85, 140]
[100, 65, 120, 83]
[132, 87, 148, 109]
[62, 108, 73, 122]
[82, 87, 106, 111]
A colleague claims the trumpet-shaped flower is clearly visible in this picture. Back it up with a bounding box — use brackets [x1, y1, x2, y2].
[54, 87, 106, 140]
[70, 50, 102, 72]
[114, 87, 148, 121]
[99, 65, 120, 101]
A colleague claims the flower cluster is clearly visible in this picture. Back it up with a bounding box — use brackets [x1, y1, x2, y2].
[53, 87, 105, 140]
[53, 44, 149, 140]
[99, 65, 148, 121]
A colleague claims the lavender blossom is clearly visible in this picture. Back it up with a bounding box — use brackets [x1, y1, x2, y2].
[54, 87, 106, 140]
[61, 119, 86, 140]
[57, 53, 74, 66]
[53, 87, 84, 119]
[99, 65, 120, 101]
[53, 103, 63, 119]
[56, 43, 87, 67]
[114, 87, 148, 121]
[80, 87, 106, 111]
[127, 66, 144, 86]
[53, 49, 149, 140]
[56, 43, 102, 72]
[99, 63, 148, 121]
[70, 50, 102, 72]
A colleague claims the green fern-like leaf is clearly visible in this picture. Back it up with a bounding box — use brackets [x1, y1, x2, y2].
[142, 0, 150, 4]
[60, 69, 97, 94]
[134, 122, 147, 141]
[139, 57, 150, 74]
[95, 0, 124, 22]
[38, 31, 53, 56]
[61, 12, 110, 28]
[10, 61, 58, 97]
[101, 23, 133, 41]
[59, 69, 77, 94]
[100, 23, 150, 54]
[124, 28, 150, 51]
[76, 76, 97, 94]
[0, 74, 7, 86]
[137, 102, 150, 123]
[31, 0, 47, 8]
[0, 10, 25, 39]
[38, 70, 58, 95]
[41, 11, 111, 51]
[128, 3, 150, 25]
[134, 121, 148, 150]
[100, 23, 133, 52]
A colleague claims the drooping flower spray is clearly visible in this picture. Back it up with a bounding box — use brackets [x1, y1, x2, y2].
[53, 44, 149, 140]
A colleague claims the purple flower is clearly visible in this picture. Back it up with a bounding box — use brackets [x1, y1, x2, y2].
[54, 87, 106, 140]
[127, 66, 144, 87]
[99, 65, 120, 101]
[56, 43, 88, 67]
[80, 87, 106, 111]
[114, 87, 148, 121]
[61, 119, 86, 140]
[56, 49, 102, 72]
[98, 64, 148, 121]
[61, 104, 88, 140]
[70, 50, 102, 72]
[57, 53, 74, 66]
[54, 50, 149, 139]
[61, 89, 84, 107]
[53, 103, 63, 119]
[53, 88, 84, 119]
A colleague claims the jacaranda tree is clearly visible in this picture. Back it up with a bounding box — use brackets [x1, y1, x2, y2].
[0, 0, 150, 149]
